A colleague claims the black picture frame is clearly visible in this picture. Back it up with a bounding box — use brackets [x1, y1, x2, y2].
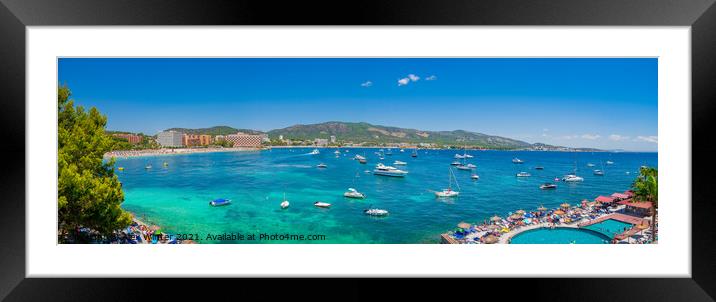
[1, 0, 714, 300]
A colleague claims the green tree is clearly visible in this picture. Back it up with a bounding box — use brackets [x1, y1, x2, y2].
[632, 166, 658, 242]
[58, 85, 132, 241]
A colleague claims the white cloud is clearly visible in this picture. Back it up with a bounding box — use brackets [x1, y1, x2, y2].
[360, 81, 373, 87]
[397, 78, 410, 86]
[425, 75, 437, 81]
[408, 74, 420, 82]
[581, 134, 601, 140]
[608, 134, 629, 141]
[636, 135, 658, 143]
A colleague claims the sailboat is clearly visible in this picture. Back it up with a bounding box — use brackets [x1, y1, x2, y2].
[280, 193, 290, 209]
[593, 161, 605, 176]
[411, 149, 418, 158]
[562, 159, 584, 182]
[471, 165, 479, 180]
[435, 168, 460, 197]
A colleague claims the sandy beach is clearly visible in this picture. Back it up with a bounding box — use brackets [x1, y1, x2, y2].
[104, 147, 262, 159]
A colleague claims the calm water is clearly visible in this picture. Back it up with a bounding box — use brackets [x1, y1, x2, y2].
[114, 148, 657, 243]
[584, 219, 634, 238]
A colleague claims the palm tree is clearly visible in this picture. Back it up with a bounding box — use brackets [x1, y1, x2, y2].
[632, 166, 658, 242]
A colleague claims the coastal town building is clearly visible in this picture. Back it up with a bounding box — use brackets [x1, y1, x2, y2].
[112, 133, 142, 144]
[330, 135, 336, 143]
[182, 134, 213, 147]
[224, 132, 263, 148]
[157, 130, 184, 147]
[314, 138, 328, 146]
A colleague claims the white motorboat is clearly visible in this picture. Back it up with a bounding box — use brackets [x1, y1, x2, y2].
[540, 183, 557, 190]
[450, 161, 462, 166]
[314, 201, 331, 208]
[309, 149, 320, 155]
[400, 149, 405, 152]
[466, 163, 477, 168]
[593, 170, 605, 176]
[364, 208, 389, 216]
[471, 173, 479, 180]
[343, 188, 365, 199]
[464, 154, 474, 158]
[145, 164, 152, 169]
[354, 154, 366, 160]
[562, 174, 584, 182]
[373, 163, 408, 177]
[512, 158, 524, 164]
[334, 150, 341, 155]
[455, 165, 472, 171]
[317, 163, 327, 168]
[454, 154, 466, 159]
[411, 149, 418, 158]
[435, 168, 460, 197]
[587, 163, 595, 167]
[606, 160, 614, 165]
[393, 160, 407, 166]
[516, 172, 531, 177]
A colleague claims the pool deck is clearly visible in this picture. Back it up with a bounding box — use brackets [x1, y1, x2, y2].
[577, 213, 645, 227]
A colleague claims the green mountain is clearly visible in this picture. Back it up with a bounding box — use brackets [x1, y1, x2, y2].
[266, 121, 532, 149]
[165, 126, 262, 136]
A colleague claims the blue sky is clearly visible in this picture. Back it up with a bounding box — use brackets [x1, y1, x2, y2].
[58, 58, 657, 151]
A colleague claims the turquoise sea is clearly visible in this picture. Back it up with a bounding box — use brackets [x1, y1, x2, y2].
[114, 148, 657, 243]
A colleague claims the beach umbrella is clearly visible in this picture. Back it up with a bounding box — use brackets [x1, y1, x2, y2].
[483, 235, 498, 244]
[490, 215, 502, 222]
[537, 205, 548, 211]
[560, 203, 570, 208]
[515, 209, 526, 215]
[487, 224, 501, 230]
[457, 222, 472, 229]
[554, 210, 565, 215]
[509, 213, 523, 220]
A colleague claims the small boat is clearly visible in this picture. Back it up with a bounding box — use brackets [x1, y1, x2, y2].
[280, 193, 289, 209]
[606, 161, 614, 165]
[317, 163, 327, 168]
[534, 166, 544, 170]
[118, 167, 124, 171]
[343, 188, 366, 199]
[466, 163, 477, 168]
[593, 170, 604, 176]
[562, 174, 584, 182]
[209, 198, 231, 207]
[334, 150, 341, 154]
[411, 149, 418, 158]
[145, 164, 152, 169]
[364, 208, 389, 216]
[540, 183, 557, 190]
[455, 165, 472, 171]
[309, 149, 320, 155]
[471, 173, 479, 180]
[435, 168, 460, 197]
[516, 172, 531, 177]
[464, 154, 474, 158]
[450, 161, 462, 166]
[587, 163, 595, 167]
[163, 162, 168, 167]
[454, 154, 466, 159]
[373, 163, 408, 177]
[512, 158, 524, 164]
[400, 149, 405, 152]
[358, 158, 367, 164]
[354, 154, 366, 160]
[314, 201, 331, 208]
[393, 160, 407, 166]
[385, 149, 393, 156]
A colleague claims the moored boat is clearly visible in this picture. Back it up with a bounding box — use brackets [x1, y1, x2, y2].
[317, 163, 327, 168]
[280, 193, 289, 209]
[562, 174, 584, 182]
[516, 172, 531, 177]
[512, 158, 524, 164]
[343, 188, 365, 199]
[540, 183, 557, 189]
[435, 168, 460, 197]
[314, 201, 331, 208]
[309, 149, 320, 155]
[364, 208, 389, 216]
[209, 198, 231, 207]
[373, 163, 408, 177]
[393, 160, 407, 166]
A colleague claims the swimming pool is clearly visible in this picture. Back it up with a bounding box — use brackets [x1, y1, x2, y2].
[509, 227, 611, 244]
[583, 219, 633, 237]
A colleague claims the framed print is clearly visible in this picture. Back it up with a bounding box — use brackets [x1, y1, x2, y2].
[1, 0, 715, 300]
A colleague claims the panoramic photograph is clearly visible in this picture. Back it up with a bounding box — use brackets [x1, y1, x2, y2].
[57, 58, 658, 244]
